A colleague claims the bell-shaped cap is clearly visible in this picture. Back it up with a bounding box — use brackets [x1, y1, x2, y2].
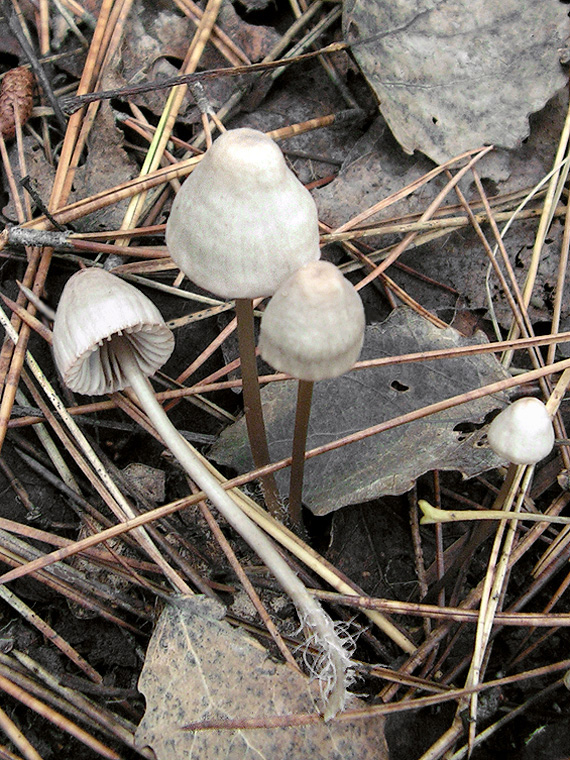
[53, 268, 175, 396]
[487, 397, 555, 465]
[258, 260, 365, 381]
[165, 128, 320, 299]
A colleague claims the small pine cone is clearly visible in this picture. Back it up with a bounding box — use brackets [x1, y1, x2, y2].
[0, 67, 34, 140]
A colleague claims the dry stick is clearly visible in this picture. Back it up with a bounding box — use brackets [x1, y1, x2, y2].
[0, 307, 191, 596]
[288, 379, 314, 526]
[0, 675, 120, 760]
[12, 652, 152, 760]
[0, 701, 43, 760]
[379, 490, 570, 707]
[311, 590, 570, 627]
[507, 564, 570, 669]
[529, 367, 570, 577]
[178, 658, 570, 730]
[195, 487, 299, 670]
[0, 584, 101, 682]
[59, 41, 350, 115]
[470, 172, 570, 471]
[21, 154, 201, 231]
[0, 0, 126, 456]
[0, 110, 43, 455]
[465, 465, 533, 754]
[0, 523, 150, 623]
[65, 0, 137, 200]
[9, 324, 570, 430]
[173, 0, 250, 66]
[454, 171, 570, 472]
[447, 679, 565, 760]
[354, 146, 493, 292]
[117, 0, 223, 240]
[8, 354, 570, 641]
[503, 99, 570, 366]
[235, 298, 282, 517]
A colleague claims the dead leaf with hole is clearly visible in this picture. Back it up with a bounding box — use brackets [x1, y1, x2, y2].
[135, 596, 387, 760]
[211, 308, 509, 515]
[343, 0, 569, 164]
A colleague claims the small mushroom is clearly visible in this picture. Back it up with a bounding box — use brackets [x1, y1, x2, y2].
[53, 267, 350, 718]
[166, 128, 321, 515]
[165, 127, 320, 299]
[487, 396, 555, 465]
[53, 268, 175, 396]
[259, 260, 365, 524]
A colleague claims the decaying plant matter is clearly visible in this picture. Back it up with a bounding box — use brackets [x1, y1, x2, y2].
[1, 1, 570, 759]
[0, 67, 34, 140]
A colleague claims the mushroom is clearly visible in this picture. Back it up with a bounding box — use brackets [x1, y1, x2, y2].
[166, 127, 321, 516]
[487, 396, 555, 465]
[53, 267, 351, 718]
[259, 260, 365, 525]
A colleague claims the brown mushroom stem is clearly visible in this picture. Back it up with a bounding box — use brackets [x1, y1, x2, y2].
[112, 335, 350, 719]
[288, 379, 314, 528]
[235, 297, 281, 517]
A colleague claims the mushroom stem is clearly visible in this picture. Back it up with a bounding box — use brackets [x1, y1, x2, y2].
[113, 335, 350, 718]
[288, 379, 314, 528]
[234, 297, 281, 517]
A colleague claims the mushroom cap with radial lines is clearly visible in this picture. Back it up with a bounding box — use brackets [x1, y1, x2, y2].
[259, 260, 365, 381]
[165, 128, 320, 299]
[487, 396, 555, 465]
[53, 268, 175, 396]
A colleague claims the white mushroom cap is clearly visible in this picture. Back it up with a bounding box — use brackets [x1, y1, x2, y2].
[165, 128, 320, 299]
[258, 260, 365, 381]
[487, 397, 555, 465]
[53, 268, 175, 396]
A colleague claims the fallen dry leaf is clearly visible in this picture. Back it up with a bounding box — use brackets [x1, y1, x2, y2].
[69, 101, 138, 231]
[211, 308, 509, 515]
[343, 0, 569, 163]
[135, 596, 387, 759]
[315, 89, 570, 330]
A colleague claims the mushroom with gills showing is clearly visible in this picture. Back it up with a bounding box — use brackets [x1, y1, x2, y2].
[486, 396, 555, 465]
[166, 127, 321, 517]
[53, 267, 351, 719]
[259, 260, 365, 526]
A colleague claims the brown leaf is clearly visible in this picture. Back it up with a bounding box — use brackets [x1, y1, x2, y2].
[343, 0, 569, 163]
[211, 308, 509, 515]
[315, 91, 570, 329]
[217, 2, 280, 62]
[68, 101, 138, 232]
[135, 596, 387, 760]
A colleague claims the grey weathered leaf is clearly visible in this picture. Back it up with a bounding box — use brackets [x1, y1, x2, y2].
[343, 0, 569, 163]
[135, 596, 387, 760]
[211, 308, 509, 515]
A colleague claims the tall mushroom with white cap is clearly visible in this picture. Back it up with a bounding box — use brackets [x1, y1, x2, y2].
[259, 260, 365, 525]
[53, 266, 351, 719]
[166, 127, 321, 516]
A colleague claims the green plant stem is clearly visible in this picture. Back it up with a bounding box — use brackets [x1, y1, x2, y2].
[234, 298, 281, 517]
[288, 379, 314, 528]
[114, 336, 349, 719]
[418, 500, 570, 525]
